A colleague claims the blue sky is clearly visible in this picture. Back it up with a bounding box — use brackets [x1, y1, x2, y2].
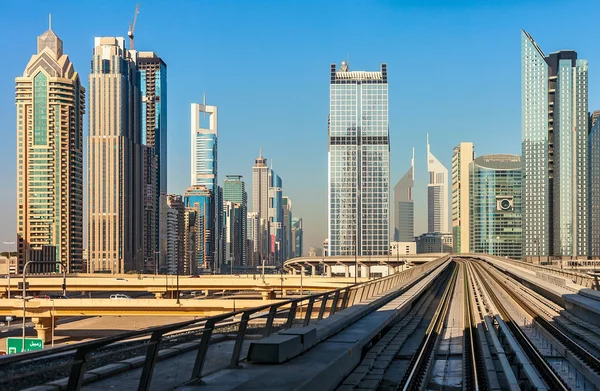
[2, 0, 600, 252]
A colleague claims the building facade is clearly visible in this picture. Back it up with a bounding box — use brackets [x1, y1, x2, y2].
[588, 112, 600, 257]
[223, 175, 247, 265]
[16, 26, 85, 273]
[191, 102, 217, 191]
[328, 61, 389, 256]
[88, 37, 143, 273]
[268, 171, 283, 265]
[292, 217, 303, 258]
[470, 155, 522, 259]
[247, 212, 260, 265]
[183, 185, 213, 272]
[223, 201, 244, 269]
[427, 134, 449, 233]
[166, 194, 184, 274]
[415, 232, 453, 254]
[138, 52, 167, 273]
[282, 196, 293, 261]
[452, 142, 474, 253]
[252, 150, 269, 262]
[393, 148, 414, 242]
[522, 31, 588, 260]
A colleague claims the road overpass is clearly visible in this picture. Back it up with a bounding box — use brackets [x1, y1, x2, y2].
[283, 253, 447, 276]
[0, 275, 366, 299]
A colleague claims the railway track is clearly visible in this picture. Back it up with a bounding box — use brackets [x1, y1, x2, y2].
[339, 257, 600, 391]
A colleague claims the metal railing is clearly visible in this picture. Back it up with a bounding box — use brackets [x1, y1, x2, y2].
[0, 260, 447, 391]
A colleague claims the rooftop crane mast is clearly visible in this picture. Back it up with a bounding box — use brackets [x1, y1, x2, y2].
[128, 4, 140, 50]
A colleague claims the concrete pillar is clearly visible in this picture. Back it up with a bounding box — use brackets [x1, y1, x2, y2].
[344, 265, 350, 278]
[301, 266, 306, 277]
[363, 265, 371, 278]
[326, 265, 332, 277]
[32, 317, 52, 343]
[387, 265, 395, 276]
[291, 268, 297, 275]
[261, 291, 276, 300]
[310, 265, 316, 277]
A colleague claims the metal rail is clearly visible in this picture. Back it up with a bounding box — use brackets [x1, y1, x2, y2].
[0, 260, 448, 391]
[482, 262, 600, 376]
[473, 263, 568, 391]
[463, 262, 484, 391]
[397, 262, 458, 391]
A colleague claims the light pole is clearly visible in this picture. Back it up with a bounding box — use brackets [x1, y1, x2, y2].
[154, 251, 160, 276]
[176, 256, 180, 305]
[354, 235, 357, 285]
[22, 260, 34, 352]
[51, 299, 55, 347]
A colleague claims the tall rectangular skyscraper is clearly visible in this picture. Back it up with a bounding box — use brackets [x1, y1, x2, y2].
[252, 150, 269, 261]
[88, 37, 143, 273]
[191, 102, 217, 191]
[394, 148, 414, 242]
[427, 134, 449, 233]
[328, 61, 389, 256]
[223, 175, 247, 265]
[522, 31, 588, 259]
[452, 142, 474, 253]
[138, 52, 167, 273]
[16, 25, 85, 273]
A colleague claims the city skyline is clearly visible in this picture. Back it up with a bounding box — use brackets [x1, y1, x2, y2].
[5, 1, 600, 252]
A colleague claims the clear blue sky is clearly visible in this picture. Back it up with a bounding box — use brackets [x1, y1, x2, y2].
[2, 0, 600, 253]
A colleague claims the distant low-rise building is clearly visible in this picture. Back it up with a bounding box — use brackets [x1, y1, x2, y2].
[416, 233, 452, 254]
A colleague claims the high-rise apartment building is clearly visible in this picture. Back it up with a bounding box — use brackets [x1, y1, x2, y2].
[224, 201, 244, 268]
[328, 61, 389, 256]
[16, 25, 85, 273]
[393, 148, 414, 242]
[247, 212, 260, 265]
[268, 171, 283, 265]
[88, 37, 143, 273]
[183, 185, 213, 272]
[252, 150, 269, 262]
[427, 134, 449, 233]
[522, 31, 588, 260]
[138, 52, 167, 273]
[167, 194, 184, 274]
[452, 142, 474, 253]
[223, 175, 247, 265]
[588, 111, 600, 257]
[470, 155, 522, 259]
[282, 196, 293, 261]
[292, 217, 303, 257]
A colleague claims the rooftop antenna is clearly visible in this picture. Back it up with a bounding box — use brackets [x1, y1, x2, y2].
[259, 147, 262, 158]
[49, 14, 52, 30]
[128, 4, 140, 50]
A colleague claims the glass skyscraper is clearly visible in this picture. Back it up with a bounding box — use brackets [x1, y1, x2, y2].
[223, 175, 247, 265]
[191, 102, 217, 192]
[393, 148, 414, 242]
[521, 31, 588, 260]
[588, 112, 600, 257]
[470, 155, 522, 259]
[328, 62, 389, 256]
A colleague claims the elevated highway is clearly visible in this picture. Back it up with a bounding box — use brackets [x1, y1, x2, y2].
[0, 275, 365, 299]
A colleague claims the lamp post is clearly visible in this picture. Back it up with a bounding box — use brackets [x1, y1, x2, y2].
[176, 256, 180, 305]
[354, 235, 357, 285]
[51, 299, 55, 347]
[22, 260, 34, 352]
[154, 251, 160, 276]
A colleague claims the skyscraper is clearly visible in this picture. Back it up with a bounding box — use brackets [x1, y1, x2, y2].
[452, 142, 474, 253]
[393, 148, 414, 242]
[328, 61, 389, 256]
[252, 150, 269, 261]
[138, 52, 167, 273]
[282, 196, 293, 261]
[88, 37, 142, 273]
[184, 185, 213, 272]
[427, 134, 449, 233]
[292, 217, 303, 257]
[470, 155, 522, 259]
[223, 175, 247, 265]
[16, 23, 85, 273]
[224, 201, 244, 269]
[588, 111, 600, 257]
[522, 31, 588, 260]
[268, 170, 283, 265]
[167, 194, 184, 274]
[247, 211, 260, 265]
[191, 101, 217, 191]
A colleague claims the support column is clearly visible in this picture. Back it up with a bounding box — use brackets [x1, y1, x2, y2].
[326, 265, 332, 277]
[32, 317, 52, 344]
[261, 291, 276, 300]
[344, 265, 349, 278]
[363, 265, 371, 279]
[310, 265, 316, 277]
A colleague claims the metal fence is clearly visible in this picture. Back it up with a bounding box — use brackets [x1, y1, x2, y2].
[0, 258, 447, 391]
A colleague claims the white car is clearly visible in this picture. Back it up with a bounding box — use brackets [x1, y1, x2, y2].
[110, 294, 131, 300]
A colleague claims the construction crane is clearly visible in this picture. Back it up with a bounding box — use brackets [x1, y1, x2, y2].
[128, 4, 140, 50]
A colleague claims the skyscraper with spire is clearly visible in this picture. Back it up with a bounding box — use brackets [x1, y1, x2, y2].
[427, 134, 449, 233]
[252, 149, 270, 262]
[16, 17, 85, 273]
[394, 148, 414, 242]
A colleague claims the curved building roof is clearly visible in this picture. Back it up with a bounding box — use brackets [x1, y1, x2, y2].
[473, 154, 521, 170]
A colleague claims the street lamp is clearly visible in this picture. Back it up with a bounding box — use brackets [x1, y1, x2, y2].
[354, 235, 357, 285]
[50, 299, 55, 347]
[22, 260, 35, 352]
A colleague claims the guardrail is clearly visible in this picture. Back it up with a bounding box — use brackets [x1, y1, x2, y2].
[0, 257, 448, 391]
[485, 255, 600, 291]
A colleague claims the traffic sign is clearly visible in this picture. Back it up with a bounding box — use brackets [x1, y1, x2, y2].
[6, 338, 43, 354]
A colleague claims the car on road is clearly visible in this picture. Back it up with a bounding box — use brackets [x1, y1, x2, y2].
[110, 294, 131, 300]
[190, 291, 205, 297]
[115, 278, 128, 282]
[189, 275, 200, 278]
